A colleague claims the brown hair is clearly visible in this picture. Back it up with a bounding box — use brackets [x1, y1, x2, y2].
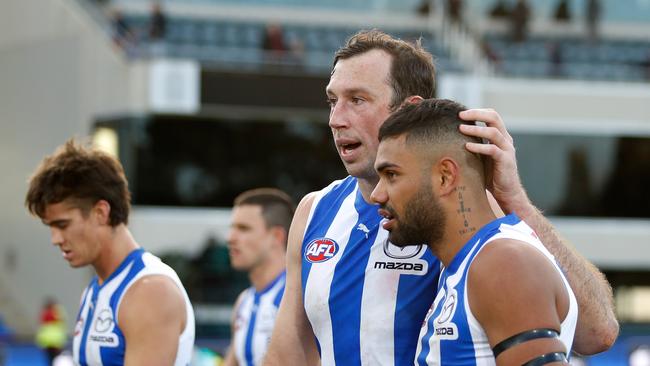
[334, 29, 436, 111]
[379, 98, 486, 184]
[26, 139, 131, 226]
[234, 188, 295, 236]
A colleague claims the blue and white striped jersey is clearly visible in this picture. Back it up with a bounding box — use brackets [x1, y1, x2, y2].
[72, 248, 195, 366]
[415, 215, 578, 366]
[232, 272, 286, 366]
[301, 176, 441, 366]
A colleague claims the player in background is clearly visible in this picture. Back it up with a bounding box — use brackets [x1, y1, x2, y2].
[264, 29, 617, 366]
[223, 188, 295, 366]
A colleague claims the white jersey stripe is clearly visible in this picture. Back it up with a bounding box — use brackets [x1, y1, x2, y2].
[304, 186, 358, 365]
[302, 176, 441, 366]
[359, 228, 395, 366]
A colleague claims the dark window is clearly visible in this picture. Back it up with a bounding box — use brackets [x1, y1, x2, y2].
[514, 133, 650, 218]
[95, 118, 650, 218]
[97, 114, 346, 207]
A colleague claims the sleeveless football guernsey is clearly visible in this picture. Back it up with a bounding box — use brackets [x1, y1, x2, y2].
[233, 272, 286, 366]
[72, 248, 195, 366]
[415, 214, 578, 365]
[302, 176, 441, 366]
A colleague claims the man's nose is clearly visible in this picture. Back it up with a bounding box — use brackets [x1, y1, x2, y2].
[370, 180, 387, 205]
[328, 102, 349, 129]
[50, 228, 63, 246]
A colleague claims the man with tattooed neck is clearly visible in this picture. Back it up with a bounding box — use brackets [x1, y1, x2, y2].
[371, 98, 579, 365]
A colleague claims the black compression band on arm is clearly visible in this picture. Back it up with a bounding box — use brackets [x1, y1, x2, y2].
[521, 352, 567, 366]
[492, 328, 561, 358]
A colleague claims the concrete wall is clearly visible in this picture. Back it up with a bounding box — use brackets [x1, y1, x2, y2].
[0, 0, 145, 335]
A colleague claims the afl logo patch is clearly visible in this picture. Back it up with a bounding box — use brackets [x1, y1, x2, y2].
[305, 238, 339, 263]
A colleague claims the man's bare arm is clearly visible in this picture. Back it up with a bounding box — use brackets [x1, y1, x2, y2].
[470, 240, 571, 365]
[263, 193, 320, 365]
[120, 275, 187, 366]
[460, 108, 618, 354]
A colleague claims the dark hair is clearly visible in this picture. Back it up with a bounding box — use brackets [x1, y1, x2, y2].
[334, 29, 436, 111]
[379, 98, 485, 182]
[234, 188, 295, 236]
[26, 139, 131, 226]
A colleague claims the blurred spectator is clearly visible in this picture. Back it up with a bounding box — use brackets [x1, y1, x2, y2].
[554, 0, 572, 22]
[481, 39, 501, 68]
[489, 0, 510, 19]
[149, 2, 167, 41]
[447, 0, 463, 25]
[416, 0, 434, 17]
[586, 0, 601, 42]
[262, 23, 287, 54]
[548, 41, 563, 77]
[35, 298, 67, 366]
[510, 0, 531, 42]
[262, 23, 288, 64]
[111, 9, 135, 49]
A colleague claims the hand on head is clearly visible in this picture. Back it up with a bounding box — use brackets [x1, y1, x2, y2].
[458, 108, 528, 213]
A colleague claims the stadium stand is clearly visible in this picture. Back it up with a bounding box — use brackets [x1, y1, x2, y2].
[112, 14, 463, 74]
[485, 34, 650, 81]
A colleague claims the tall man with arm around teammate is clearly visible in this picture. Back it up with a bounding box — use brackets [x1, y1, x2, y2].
[264, 29, 617, 366]
[25, 140, 195, 366]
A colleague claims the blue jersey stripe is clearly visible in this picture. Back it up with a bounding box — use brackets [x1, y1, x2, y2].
[330, 188, 380, 366]
[301, 177, 357, 301]
[79, 249, 145, 366]
[104, 251, 146, 365]
[74, 284, 92, 365]
[394, 249, 440, 366]
[244, 292, 260, 366]
[263, 272, 286, 308]
[108, 249, 146, 311]
[416, 312, 435, 366]
[257, 272, 285, 296]
[273, 284, 284, 307]
[78, 279, 98, 366]
[416, 215, 527, 365]
[75, 287, 90, 325]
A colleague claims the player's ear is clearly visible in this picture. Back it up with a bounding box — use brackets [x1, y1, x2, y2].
[92, 200, 112, 225]
[270, 226, 288, 249]
[436, 158, 460, 196]
[402, 95, 424, 106]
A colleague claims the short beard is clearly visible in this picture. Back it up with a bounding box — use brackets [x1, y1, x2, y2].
[386, 179, 446, 248]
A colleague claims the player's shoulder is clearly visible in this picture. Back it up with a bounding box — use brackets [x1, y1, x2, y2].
[233, 288, 250, 310]
[119, 274, 185, 321]
[296, 191, 319, 213]
[471, 238, 546, 281]
[126, 274, 184, 300]
[469, 238, 561, 307]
